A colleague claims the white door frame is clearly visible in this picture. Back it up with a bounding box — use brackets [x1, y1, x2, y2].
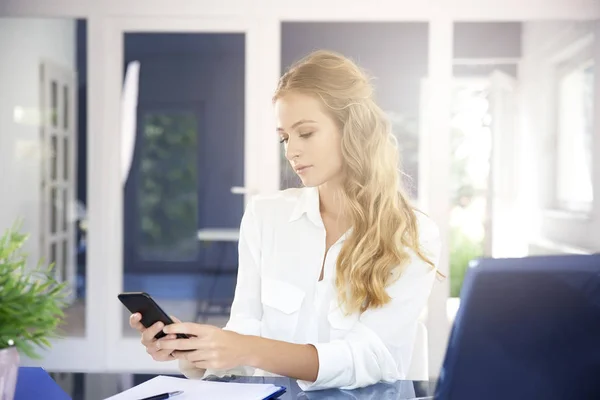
[421, 17, 453, 378]
[101, 16, 280, 373]
[488, 70, 521, 258]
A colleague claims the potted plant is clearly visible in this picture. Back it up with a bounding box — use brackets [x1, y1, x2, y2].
[0, 222, 69, 400]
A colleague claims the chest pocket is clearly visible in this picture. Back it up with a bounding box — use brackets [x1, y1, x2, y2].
[327, 299, 360, 340]
[261, 277, 305, 340]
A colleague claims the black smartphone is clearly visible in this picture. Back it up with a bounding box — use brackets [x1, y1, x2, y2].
[118, 292, 190, 339]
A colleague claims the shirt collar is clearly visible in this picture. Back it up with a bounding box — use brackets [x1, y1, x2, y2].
[289, 187, 354, 244]
[288, 186, 323, 227]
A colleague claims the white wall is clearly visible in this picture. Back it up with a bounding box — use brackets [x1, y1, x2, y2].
[519, 21, 600, 253]
[0, 18, 76, 264]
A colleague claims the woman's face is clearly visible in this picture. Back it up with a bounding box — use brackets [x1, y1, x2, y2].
[275, 92, 344, 188]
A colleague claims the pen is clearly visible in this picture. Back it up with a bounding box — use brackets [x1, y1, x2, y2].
[136, 390, 184, 400]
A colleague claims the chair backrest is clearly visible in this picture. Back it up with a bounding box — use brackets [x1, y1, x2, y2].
[406, 321, 429, 381]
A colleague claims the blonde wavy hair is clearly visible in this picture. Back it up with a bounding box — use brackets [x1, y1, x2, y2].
[274, 50, 438, 314]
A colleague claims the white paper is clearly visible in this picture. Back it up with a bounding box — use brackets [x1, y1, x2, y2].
[104, 375, 283, 400]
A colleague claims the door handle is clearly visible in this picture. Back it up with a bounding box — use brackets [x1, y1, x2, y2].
[230, 186, 257, 195]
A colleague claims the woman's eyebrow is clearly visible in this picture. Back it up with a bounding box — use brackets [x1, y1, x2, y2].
[277, 119, 318, 132]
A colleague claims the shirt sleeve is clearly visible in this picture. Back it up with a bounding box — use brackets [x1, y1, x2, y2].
[297, 215, 442, 391]
[180, 196, 264, 379]
[222, 196, 263, 336]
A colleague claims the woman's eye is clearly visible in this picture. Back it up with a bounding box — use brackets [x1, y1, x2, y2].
[280, 132, 312, 143]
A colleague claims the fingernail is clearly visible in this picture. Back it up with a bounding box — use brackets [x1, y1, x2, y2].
[157, 322, 164, 329]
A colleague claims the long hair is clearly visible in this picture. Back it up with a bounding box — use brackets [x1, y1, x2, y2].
[274, 50, 437, 314]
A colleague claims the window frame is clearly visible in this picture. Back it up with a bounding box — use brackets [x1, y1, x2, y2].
[552, 41, 595, 215]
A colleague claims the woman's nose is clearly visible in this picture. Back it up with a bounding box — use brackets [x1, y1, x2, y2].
[285, 138, 301, 161]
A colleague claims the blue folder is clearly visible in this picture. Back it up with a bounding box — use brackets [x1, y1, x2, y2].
[204, 374, 287, 399]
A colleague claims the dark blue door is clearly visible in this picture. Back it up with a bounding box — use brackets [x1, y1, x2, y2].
[122, 33, 245, 318]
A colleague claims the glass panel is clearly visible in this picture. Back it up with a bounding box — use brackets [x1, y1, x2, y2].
[138, 111, 198, 261]
[51, 135, 58, 180]
[447, 22, 522, 321]
[122, 32, 245, 337]
[448, 82, 490, 298]
[51, 186, 57, 234]
[74, 19, 88, 337]
[49, 371, 438, 399]
[556, 60, 594, 212]
[50, 240, 57, 281]
[447, 21, 598, 325]
[63, 85, 69, 130]
[448, 22, 521, 306]
[0, 18, 89, 340]
[280, 22, 429, 200]
[63, 188, 68, 231]
[64, 136, 69, 180]
[51, 80, 58, 127]
[62, 239, 68, 288]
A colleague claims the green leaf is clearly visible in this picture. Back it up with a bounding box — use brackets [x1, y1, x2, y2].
[0, 220, 68, 359]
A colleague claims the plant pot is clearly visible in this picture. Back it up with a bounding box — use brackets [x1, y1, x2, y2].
[0, 346, 19, 400]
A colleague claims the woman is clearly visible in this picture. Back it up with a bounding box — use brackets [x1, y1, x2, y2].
[129, 50, 441, 391]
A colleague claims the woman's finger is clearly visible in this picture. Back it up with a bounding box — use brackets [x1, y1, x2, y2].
[141, 321, 164, 345]
[156, 337, 203, 351]
[147, 346, 175, 361]
[163, 322, 211, 337]
[173, 349, 209, 363]
[130, 313, 146, 332]
[156, 334, 177, 343]
[147, 338, 178, 358]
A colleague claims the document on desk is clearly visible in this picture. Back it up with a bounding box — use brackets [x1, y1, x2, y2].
[104, 375, 286, 400]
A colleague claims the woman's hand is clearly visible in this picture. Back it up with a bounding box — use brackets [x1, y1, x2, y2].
[129, 313, 180, 362]
[156, 323, 251, 370]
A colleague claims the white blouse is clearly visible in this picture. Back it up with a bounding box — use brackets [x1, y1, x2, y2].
[186, 186, 441, 391]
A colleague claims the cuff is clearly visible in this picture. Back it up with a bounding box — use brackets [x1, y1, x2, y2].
[297, 341, 350, 391]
